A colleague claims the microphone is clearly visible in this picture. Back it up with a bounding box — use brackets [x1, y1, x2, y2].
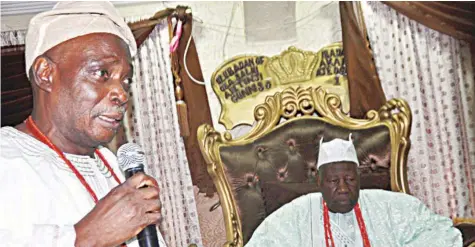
[117, 143, 160, 247]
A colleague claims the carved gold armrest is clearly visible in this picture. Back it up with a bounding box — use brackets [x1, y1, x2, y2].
[454, 217, 475, 226]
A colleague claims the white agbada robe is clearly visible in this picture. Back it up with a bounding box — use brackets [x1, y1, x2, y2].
[0, 127, 167, 247]
[245, 190, 462, 247]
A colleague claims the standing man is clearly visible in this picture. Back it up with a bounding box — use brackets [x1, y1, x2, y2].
[245, 135, 462, 246]
[0, 2, 167, 246]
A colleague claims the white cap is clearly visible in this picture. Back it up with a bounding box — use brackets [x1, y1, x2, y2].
[25, 1, 137, 78]
[317, 134, 359, 169]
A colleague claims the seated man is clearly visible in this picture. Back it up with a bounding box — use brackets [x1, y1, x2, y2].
[246, 134, 462, 247]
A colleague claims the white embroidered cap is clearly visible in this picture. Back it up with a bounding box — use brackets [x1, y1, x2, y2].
[25, 1, 137, 78]
[317, 134, 359, 169]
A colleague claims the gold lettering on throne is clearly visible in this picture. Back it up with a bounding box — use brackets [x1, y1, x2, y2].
[211, 44, 349, 130]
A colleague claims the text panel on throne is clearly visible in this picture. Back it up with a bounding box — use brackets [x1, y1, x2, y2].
[211, 44, 349, 130]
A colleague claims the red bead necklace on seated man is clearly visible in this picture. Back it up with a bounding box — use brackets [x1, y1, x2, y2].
[26, 116, 127, 247]
[323, 200, 371, 247]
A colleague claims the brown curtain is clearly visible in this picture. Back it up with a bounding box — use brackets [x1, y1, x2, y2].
[117, 8, 216, 194]
[340, 2, 387, 118]
[128, 8, 175, 47]
[168, 7, 215, 196]
[382, 2, 475, 43]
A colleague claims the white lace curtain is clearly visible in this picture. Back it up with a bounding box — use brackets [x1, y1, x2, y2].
[1, 30, 26, 46]
[361, 2, 475, 218]
[123, 18, 203, 246]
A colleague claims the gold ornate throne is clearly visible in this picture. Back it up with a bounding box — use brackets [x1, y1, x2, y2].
[198, 86, 412, 246]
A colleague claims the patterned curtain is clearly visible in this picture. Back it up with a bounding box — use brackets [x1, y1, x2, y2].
[361, 2, 475, 218]
[1, 30, 26, 46]
[123, 17, 203, 246]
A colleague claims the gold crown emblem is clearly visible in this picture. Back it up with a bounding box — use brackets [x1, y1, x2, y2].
[266, 46, 319, 85]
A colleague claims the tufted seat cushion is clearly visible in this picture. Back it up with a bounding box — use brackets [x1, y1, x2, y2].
[457, 223, 475, 247]
[219, 118, 392, 243]
[453, 218, 475, 247]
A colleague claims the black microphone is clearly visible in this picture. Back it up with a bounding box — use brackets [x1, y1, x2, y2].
[117, 143, 160, 247]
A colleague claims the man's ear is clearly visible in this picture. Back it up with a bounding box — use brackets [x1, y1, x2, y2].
[31, 56, 55, 93]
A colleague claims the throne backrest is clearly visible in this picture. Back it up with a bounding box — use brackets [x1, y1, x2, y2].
[198, 86, 412, 246]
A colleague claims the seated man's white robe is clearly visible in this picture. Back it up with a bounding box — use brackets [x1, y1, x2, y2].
[246, 189, 462, 247]
[0, 127, 167, 247]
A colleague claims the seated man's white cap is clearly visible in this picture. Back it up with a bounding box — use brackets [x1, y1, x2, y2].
[25, 1, 137, 78]
[317, 134, 359, 169]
